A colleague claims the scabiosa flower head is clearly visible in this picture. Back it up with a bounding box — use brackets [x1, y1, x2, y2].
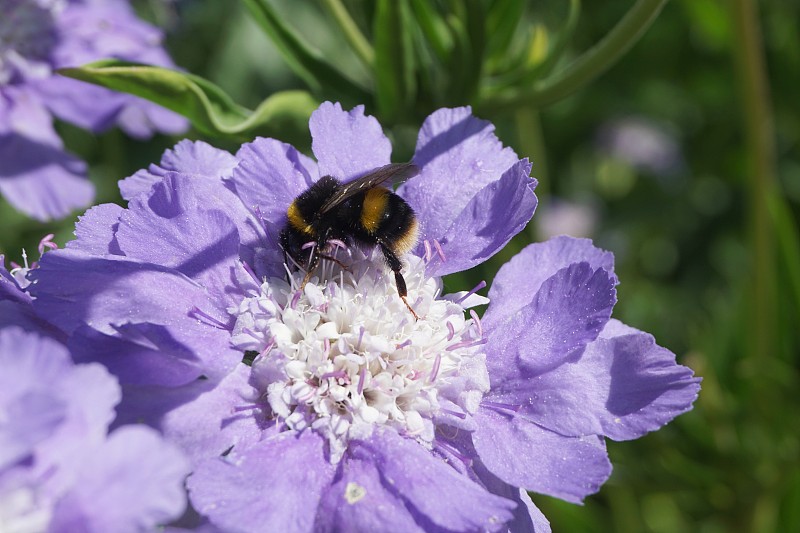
[30, 102, 700, 532]
[0, 0, 187, 221]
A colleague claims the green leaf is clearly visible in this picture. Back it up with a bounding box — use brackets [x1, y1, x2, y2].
[408, 0, 453, 64]
[374, 0, 416, 123]
[486, 0, 526, 62]
[446, 1, 486, 104]
[242, 0, 372, 107]
[58, 60, 318, 143]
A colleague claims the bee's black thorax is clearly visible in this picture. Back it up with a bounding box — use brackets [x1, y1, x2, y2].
[278, 163, 420, 317]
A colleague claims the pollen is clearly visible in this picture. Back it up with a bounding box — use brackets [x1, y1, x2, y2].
[344, 482, 367, 504]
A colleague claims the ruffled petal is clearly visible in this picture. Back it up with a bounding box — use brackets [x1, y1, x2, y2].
[29, 250, 240, 378]
[425, 159, 537, 276]
[349, 429, 516, 532]
[309, 102, 391, 181]
[226, 137, 317, 239]
[119, 140, 238, 201]
[485, 262, 616, 381]
[68, 324, 205, 388]
[65, 203, 124, 256]
[472, 408, 611, 503]
[188, 431, 336, 533]
[159, 364, 269, 465]
[400, 107, 520, 244]
[130, 172, 267, 270]
[115, 207, 245, 310]
[472, 459, 551, 533]
[499, 319, 701, 441]
[315, 457, 425, 533]
[48, 426, 189, 533]
[484, 236, 617, 329]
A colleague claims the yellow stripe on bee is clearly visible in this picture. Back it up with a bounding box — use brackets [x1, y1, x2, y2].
[287, 201, 313, 235]
[360, 187, 389, 233]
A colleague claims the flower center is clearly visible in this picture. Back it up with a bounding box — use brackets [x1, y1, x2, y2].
[0, 0, 59, 85]
[231, 248, 490, 462]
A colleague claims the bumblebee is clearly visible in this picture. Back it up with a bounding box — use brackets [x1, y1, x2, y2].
[279, 163, 421, 318]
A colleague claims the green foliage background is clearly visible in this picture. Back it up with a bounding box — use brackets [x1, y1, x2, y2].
[2, 1, 799, 531]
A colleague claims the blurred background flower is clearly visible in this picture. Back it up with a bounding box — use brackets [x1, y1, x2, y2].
[0, 0, 186, 222]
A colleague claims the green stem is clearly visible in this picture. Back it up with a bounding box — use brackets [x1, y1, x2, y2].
[515, 106, 548, 242]
[320, 0, 375, 68]
[481, 0, 668, 111]
[730, 0, 777, 361]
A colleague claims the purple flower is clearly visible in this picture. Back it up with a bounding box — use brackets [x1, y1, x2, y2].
[29, 102, 700, 532]
[0, 0, 188, 221]
[1, 245, 191, 532]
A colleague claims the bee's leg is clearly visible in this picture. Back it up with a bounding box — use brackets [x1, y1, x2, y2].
[317, 254, 350, 270]
[300, 244, 321, 290]
[379, 243, 420, 321]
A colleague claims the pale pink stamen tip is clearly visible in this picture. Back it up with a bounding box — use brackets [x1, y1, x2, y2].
[423, 240, 432, 262]
[290, 291, 302, 309]
[323, 338, 331, 358]
[433, 239, 446, 262]
[469, 309, 483, 337]
[428, 354, 442, 383]
[456, 280, 487, 304]
[446, 321, 455, 341]
[301, 241, 316, 250]
[38, 234, 57, 255]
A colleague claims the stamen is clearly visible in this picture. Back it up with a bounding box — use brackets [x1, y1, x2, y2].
[423, 240, 432, 262]
[357, 326, 365, 351]
[455, 280, 487, 304]
[259, 341, 275, 358]
[290, 290, 302, 309]
[327, 239, 347, 250]
[189, 307, 228, 329]
[441, 407, 467, 419]
[320, 370, 348, 381]
[433, 239, 446, 262]
[357, 367, 366, 395]
[396, 339, 412, 349]
[446, 338, 487, 351]
[301, 241, 316, 250]
[469, 309, 483, 337]
[322, 338, 331, 359]
[428, 354, 441, 383]
[232, 403, 262, 413]
[482, 400, 521, 417]
[435, 440, 472, 468]
[446, 321, 455, 341]
[241, 260, 261, 284]
[37, 234, 57, 255]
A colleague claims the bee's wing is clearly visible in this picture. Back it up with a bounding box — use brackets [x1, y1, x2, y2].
[319, 163, 419, 215]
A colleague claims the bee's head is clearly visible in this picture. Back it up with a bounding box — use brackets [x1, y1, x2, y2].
[279, 225, 314, 270]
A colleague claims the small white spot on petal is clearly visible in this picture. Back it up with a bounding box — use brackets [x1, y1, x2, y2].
[345, 482, 367, 504]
